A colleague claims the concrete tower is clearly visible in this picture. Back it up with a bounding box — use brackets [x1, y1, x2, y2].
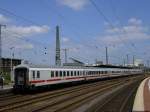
[55, 26, 61, 66]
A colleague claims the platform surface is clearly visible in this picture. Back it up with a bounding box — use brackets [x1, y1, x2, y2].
[133, 77, 150, 111]
[0, 84, 13, 93]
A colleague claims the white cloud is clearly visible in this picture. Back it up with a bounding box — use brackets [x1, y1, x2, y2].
[128, 18, 142, 25]
[57, 0, 88, 11]
[62, 37, 70, 43]
[0, 14, 50, 51]
[0, 14, 10, 23]
[3, 25, 49, 50]
[5, 25, 49, 37]
[100, 18, 150, 45]
[15, 43, 34, 49]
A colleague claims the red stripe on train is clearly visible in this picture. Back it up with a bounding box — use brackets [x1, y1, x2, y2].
[65, 77, 84, 80]
[46, 78, 61, 82]
[30, 80, 45, 83]
[30, 76, 102, 84]
[30, 77, 84, 84]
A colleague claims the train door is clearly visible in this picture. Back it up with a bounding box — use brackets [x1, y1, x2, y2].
[14, 68, 29, 87]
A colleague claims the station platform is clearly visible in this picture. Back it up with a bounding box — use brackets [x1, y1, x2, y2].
[0, 84, 13, 94]
[133, 77, 150, 111]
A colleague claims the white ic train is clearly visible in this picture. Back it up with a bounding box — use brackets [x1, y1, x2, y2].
[13, 64, 142, 90]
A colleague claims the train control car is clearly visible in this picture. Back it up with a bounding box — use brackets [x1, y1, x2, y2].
[13, 64, 142, 90]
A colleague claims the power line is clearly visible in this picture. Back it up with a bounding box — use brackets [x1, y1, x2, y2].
[0, 7, 42, 26]
[40, 0, 100, 45]
[0, 7, 52, 49]
[39, 0, 82, 42]
[89, 0, 136, 60]
[89, 0, 115, 29]
[108, 0, 137, 50]
[89, 0, 133, 47]
[2, 30, 51, 62]
[4, 29, 49, 47]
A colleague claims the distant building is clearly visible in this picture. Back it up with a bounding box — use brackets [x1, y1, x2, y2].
[94, 60, 103, 66]
[134, 59, 144, 67]
[1, 57, 22, 74]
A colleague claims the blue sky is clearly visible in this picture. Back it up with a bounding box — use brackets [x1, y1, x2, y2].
[0, 0, 150, 66]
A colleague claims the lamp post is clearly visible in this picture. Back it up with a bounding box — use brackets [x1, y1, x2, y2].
[10, 47, 14, 82]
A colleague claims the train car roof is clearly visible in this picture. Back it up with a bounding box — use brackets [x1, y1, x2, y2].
[14, 64, 140, 70]
[88, 65, 137, 69]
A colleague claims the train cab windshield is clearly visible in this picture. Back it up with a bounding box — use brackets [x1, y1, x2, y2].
[14, 67, 28, 87]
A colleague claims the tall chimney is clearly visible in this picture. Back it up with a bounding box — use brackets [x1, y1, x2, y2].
[55, 26, 61, 66]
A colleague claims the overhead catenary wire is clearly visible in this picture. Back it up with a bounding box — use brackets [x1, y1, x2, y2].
[0, 1, 142, 65]
[108, 0, 137, 50]
[0, 7, 43, 26]
[89, 0, 135, 52]
[4, 29, 49, 47]
[108, 0, 141, 64]
[40, 0, 107, 49]
[2, 29, 51, 63]
[89, 0, 139, 65]
[0, 6, 53, 49]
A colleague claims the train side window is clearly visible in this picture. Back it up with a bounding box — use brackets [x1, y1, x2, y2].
[87, 71, 89, 76]
[51, 71, 54, 77]
[60, 71, 62, 77]
[37, 71, 40, 78]
[56, 71, 58, 77]
[81, 71, 83, 76]
[80, 71, 81, 76]
[67, 71, 69, 76]
[32, 71, 35, 79]
[71, 71, 73, 76]
[88, 71, 90, 75]
[83, 71, 85, 76]
[63, 71, 66, 77]
[74, 71, 76, 76]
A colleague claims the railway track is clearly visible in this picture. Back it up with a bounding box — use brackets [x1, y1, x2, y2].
[34, 76, 144, 112]
[0, 79, 122, 112]
[0, 77, 122, 108]
[0, 93, 13, 99]
[0, 75, 144, 112]
[42, 76, 143, 112]
[0, 93, 21, 101]
[41, 82, 124, 112]
[89, 79, 142, 112]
